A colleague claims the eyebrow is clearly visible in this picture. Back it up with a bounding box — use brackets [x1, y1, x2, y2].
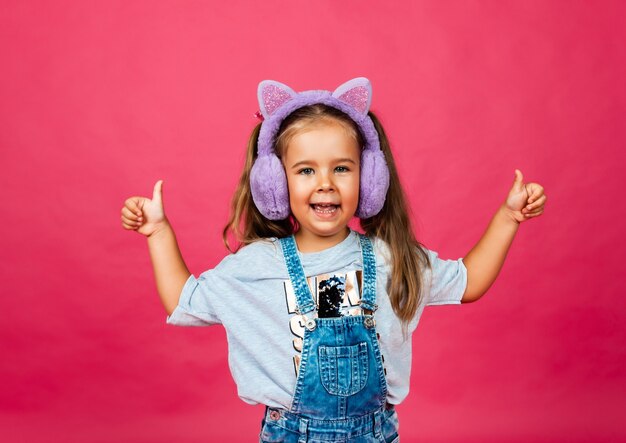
[290, 158, 357, 169]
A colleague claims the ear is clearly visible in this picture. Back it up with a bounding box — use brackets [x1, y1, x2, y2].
[258, 80, 297, 119]
[332, 77, 372, 115]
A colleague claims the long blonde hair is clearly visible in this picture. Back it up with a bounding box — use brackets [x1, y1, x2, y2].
[223, 104, 431, 332]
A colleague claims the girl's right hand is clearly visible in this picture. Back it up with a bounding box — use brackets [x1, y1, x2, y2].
[121, 180, 167, 237]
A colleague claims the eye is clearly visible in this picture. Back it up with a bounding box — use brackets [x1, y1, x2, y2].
[298, 167, 314, 175]
[335, 166, 349, 173]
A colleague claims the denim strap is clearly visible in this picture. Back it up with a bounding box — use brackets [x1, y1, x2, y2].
[279, 236, 317, 315]
[358, 234, 378, 312]
[373, 408, 383, 438]
[297, 417, 309, 443]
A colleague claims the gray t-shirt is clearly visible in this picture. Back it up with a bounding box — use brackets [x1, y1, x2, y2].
[166, 230, 467, 409]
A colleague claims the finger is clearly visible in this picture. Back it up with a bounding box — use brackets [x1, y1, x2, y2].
[523, 195, 547, 211]
[524, 208, 544, 218]
[121, 220, 139, 230]
[525, 206, 544, 215]
[526, 184, 545, 203]
[125, 197, 144, 217]
[121, 214, 140, 229]
[121, 206, 142, 221]
[121, 213, 142, 227]
[152, 180, 163, 207]
[512, 169, 525, 192]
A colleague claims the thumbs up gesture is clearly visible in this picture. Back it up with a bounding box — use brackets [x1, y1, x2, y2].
[121, 180, 168, 237]
[504, 170, 547, 223]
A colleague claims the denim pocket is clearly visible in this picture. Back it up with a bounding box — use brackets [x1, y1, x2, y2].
[259, 420, 298, 443]
[382, 407, 400, 443]
[318, 341, 369, 396]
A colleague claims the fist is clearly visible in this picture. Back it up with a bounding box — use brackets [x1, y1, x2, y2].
[504, 170, 547, 223]
[120, 180, 167, 236]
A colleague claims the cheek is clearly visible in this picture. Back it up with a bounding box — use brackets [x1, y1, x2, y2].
[286, 176, 308, 201]
[341, 177, 361, 206]
[285, 174, 297, 192]
[349, 175, 361, 196]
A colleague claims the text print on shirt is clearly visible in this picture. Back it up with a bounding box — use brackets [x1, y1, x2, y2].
[282, 270, 388, 377]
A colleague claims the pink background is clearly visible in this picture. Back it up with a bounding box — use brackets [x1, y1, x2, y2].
[1, 1, 624, 442]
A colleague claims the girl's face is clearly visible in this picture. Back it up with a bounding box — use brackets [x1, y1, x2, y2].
[282, 122, 360, 253]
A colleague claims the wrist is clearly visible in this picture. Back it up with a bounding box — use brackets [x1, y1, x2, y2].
[498, 204, 521, 226]
[147, 218, 172, 238]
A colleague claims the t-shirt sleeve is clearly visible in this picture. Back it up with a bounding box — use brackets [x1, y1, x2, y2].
[424, 249, 467, 306]
[165, 272, 222, 326]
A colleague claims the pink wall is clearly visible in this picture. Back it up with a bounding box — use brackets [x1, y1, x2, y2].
[1, 1, 624, 442]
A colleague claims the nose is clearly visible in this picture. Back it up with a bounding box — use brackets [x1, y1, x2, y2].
[317, 171, 335, 192]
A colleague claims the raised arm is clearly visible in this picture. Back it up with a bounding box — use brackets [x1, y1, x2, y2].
[121, 180, 191, 315]
[461, 170, 546, 303]
[146, 221, 191, 315]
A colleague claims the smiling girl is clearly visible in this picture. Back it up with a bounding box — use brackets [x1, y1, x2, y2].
[121, 77, 546, 442]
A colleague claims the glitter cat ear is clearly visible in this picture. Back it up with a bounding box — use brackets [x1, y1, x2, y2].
[257, 80, 297, 120]
[332, 77, 372, 115]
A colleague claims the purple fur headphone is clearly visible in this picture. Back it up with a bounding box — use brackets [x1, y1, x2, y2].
[250, 77, 390, 220]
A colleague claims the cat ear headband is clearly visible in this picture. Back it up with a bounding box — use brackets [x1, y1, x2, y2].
[250, 77, 390, 220]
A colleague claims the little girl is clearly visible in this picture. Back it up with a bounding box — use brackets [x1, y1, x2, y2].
[121, 77, 546, 442]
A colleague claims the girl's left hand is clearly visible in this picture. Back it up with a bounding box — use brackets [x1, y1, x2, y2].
[504, 169, 547, 223]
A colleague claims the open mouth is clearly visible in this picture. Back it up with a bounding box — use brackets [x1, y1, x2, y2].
[310, 203, 339, 214]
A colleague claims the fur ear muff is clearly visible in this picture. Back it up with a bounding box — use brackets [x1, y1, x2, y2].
[357, 149, 390, 218]
[332, 77, 372, 115]
[258, 80, 297, 119]
[250, 154, 290, 220]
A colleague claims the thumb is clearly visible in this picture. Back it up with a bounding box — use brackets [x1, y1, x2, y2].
[512, 169, 525, 192]
[152, 179, 164, 207]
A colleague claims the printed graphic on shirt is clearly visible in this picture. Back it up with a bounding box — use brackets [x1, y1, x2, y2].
[282, 271, 386, 377]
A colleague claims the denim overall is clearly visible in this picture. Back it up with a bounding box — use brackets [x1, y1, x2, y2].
[259, 234, 400, 443]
